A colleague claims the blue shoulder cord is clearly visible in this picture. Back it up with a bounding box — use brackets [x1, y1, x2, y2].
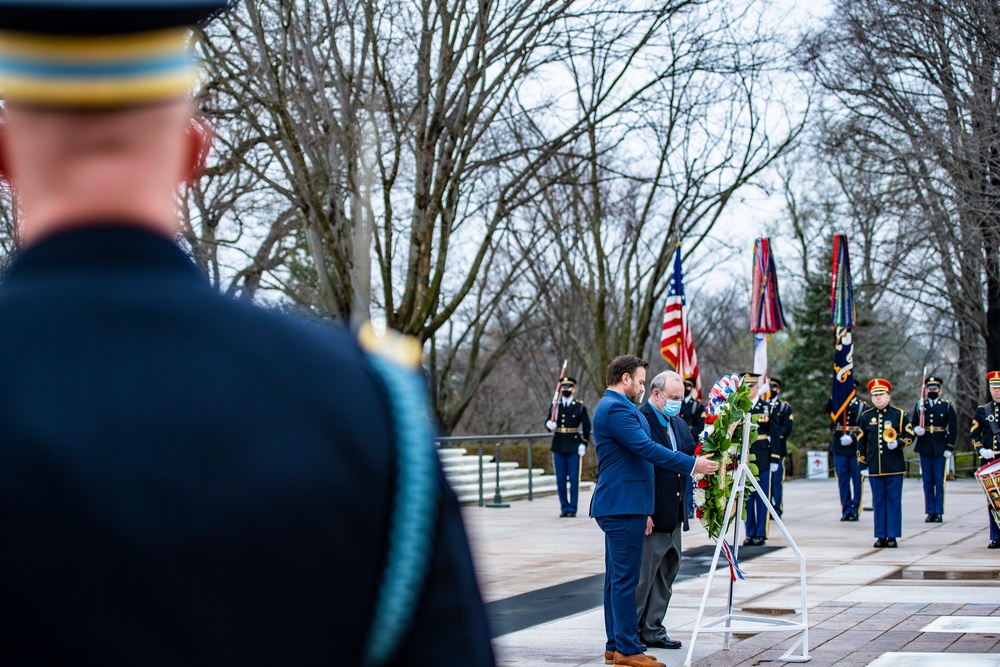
[362, 353, 440, 666]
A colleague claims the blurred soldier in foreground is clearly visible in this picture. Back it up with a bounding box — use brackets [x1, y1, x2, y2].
[828, 382, 867, 521]
[767, 378, 793, 517]
[971, 371, 1000, 549]
[0, 2, 493, 663]
[856, 379, 914, 548]
[545, 376, 591, 517]
[742, 373, 772, 547]
[910, 376, 957, 523]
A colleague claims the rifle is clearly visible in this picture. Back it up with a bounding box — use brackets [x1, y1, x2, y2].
[550, 359, 568, 422]
[919, 366, 927, 429]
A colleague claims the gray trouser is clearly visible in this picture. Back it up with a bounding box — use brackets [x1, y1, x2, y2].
[634, 525, 683, 645]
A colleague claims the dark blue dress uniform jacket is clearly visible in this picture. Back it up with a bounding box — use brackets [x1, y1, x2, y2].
[856, 405, 914, 476]
[0, 227, 493, 665]
[547, 399, 591, 454]
[910, 399, 958, 456]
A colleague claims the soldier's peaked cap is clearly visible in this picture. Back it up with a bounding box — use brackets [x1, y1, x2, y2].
[925, 375, 944, 388]
[988, 371, 1000, 387]
[868, 378, 892, 395]
[0, 1, 234, 106]
[683, 377, 695, 387]
[560, 377, 576, 387]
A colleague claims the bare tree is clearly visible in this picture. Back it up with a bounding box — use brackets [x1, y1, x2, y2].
[803, 0, 1000, 436]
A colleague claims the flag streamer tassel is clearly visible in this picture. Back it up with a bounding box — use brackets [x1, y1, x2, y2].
[720, 540, 745, 582]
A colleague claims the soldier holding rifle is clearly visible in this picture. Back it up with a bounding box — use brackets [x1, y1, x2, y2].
[910, 375, 957, 523]
[545, 364, 591, 517]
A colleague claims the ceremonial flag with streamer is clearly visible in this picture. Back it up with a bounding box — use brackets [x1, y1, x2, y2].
[830, 234, 856, 422]
[661, 245, 702, 399]
[749, 238, 786, 384]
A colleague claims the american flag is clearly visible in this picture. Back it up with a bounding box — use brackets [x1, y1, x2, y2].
[660, 245, 702, 400]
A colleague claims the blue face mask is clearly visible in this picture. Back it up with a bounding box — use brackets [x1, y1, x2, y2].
[662, 399, 682, 417]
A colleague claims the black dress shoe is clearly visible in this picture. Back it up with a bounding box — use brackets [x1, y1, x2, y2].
[886, 538, 898, 548]
[752, 536, 766, 546]
[840, 515, 849, 521]
[559, 511, 569, 517]
[932, 514, 943, 523]
[847, 514, 859, 521]
[873, 538, 887, 548]
[644, 638, 682, 650]
[989, 540, 1000, 549]
[742, 537, 754, 547]
[567, 512, 577, 517]
[925, 514, 933, 523]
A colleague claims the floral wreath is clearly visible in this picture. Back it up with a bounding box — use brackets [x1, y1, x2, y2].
[692, 373, 759, 540]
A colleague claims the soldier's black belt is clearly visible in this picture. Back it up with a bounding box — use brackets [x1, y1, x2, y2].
[837, 426, 861, 433]
[555, 428, 579, 434]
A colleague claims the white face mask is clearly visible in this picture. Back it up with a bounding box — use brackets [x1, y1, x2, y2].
[637, 387, 645, 404]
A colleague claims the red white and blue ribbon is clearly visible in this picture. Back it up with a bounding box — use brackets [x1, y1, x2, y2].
[720, 541, 746, 582]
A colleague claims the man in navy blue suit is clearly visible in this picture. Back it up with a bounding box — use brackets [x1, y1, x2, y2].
[634, 371, 696, 652]
[0, 2, 493, 664]
[591, 356, 718, 667]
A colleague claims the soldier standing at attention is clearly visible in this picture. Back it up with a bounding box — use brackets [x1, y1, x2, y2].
[971, 371, 1000, 549]
[829, 385, 867, 521]
[856, 379, 914, 548]
[911, 376, 958, 523]
[742, 373, 772, 547]
[545, 376, 591, 517]
[678, 376, 704, 516]
[678, 377, 705, 439]
[767, 378, 794, 517]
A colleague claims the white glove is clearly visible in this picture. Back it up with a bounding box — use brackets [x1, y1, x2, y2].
[578, 444, 586, 457]
[770, 462, 779, 473]
[914, 426, 925, 436]
[840, 434, 853, 446]
[545, 420, 557, 431]
[886, 440, 898, 450]
[981, 448, 996, 460]
[944, 450, 952, 459]
[860, 468, 869, 477]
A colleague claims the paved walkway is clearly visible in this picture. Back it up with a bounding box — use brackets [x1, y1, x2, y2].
[461, 477, 1000, 666]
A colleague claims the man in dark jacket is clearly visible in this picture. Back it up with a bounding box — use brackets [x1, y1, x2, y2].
[910, 375, 958, 523]
[767, 378, 794, 517]
[545, 376, 591, 517]
[0, 3, 493, 664]
[828, 387, 868, 521]
[635, 371, 695, 651]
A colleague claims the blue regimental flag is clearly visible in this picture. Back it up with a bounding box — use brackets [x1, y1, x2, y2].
[831, 328, 855, 421]
[830, 235, 856, 421]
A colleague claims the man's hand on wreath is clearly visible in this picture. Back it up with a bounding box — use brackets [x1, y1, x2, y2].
[694, 455, 719, 475]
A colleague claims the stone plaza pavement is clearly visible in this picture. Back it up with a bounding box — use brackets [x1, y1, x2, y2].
[461, 477, 1000, 666]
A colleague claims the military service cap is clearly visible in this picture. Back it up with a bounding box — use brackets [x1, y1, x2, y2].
[925, 376, 944, 388]
[988, 371, 1000, 387]
[867, 378, 892, 395]
[770, 378, 782, 389]
[0, 1, 233, 106]
[683, 377, 695, 388]
[560, 376, 577, 387]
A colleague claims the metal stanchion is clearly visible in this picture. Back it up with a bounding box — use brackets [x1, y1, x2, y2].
[527, 440, 534, 501]
[484, 441, 509, 508]
[477, 439, 485, 508]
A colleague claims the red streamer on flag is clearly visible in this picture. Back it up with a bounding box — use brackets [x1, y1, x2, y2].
[660, 245, 702, 400]
[749, 238, 786, 334]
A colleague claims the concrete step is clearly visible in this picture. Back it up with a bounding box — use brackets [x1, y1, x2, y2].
[444, 467, 547, 485]
[450, 476, 594, 504]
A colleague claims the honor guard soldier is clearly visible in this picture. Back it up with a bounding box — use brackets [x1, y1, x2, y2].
[828, 384, 868, 521]
[545, 376, 592, 517]
[679, 377, 705, 439]
[857, 379, 915, 548]
[911, 376, 958, 523]
[679, 376, 705, 515]
[767, 378, 794, 517]
[971, 370, 1000, 548]
[0, 2, 493, 663]
[742, 373, 773, 547]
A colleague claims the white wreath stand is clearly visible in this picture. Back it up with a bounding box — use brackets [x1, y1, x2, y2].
[684, 412, 810, 666]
